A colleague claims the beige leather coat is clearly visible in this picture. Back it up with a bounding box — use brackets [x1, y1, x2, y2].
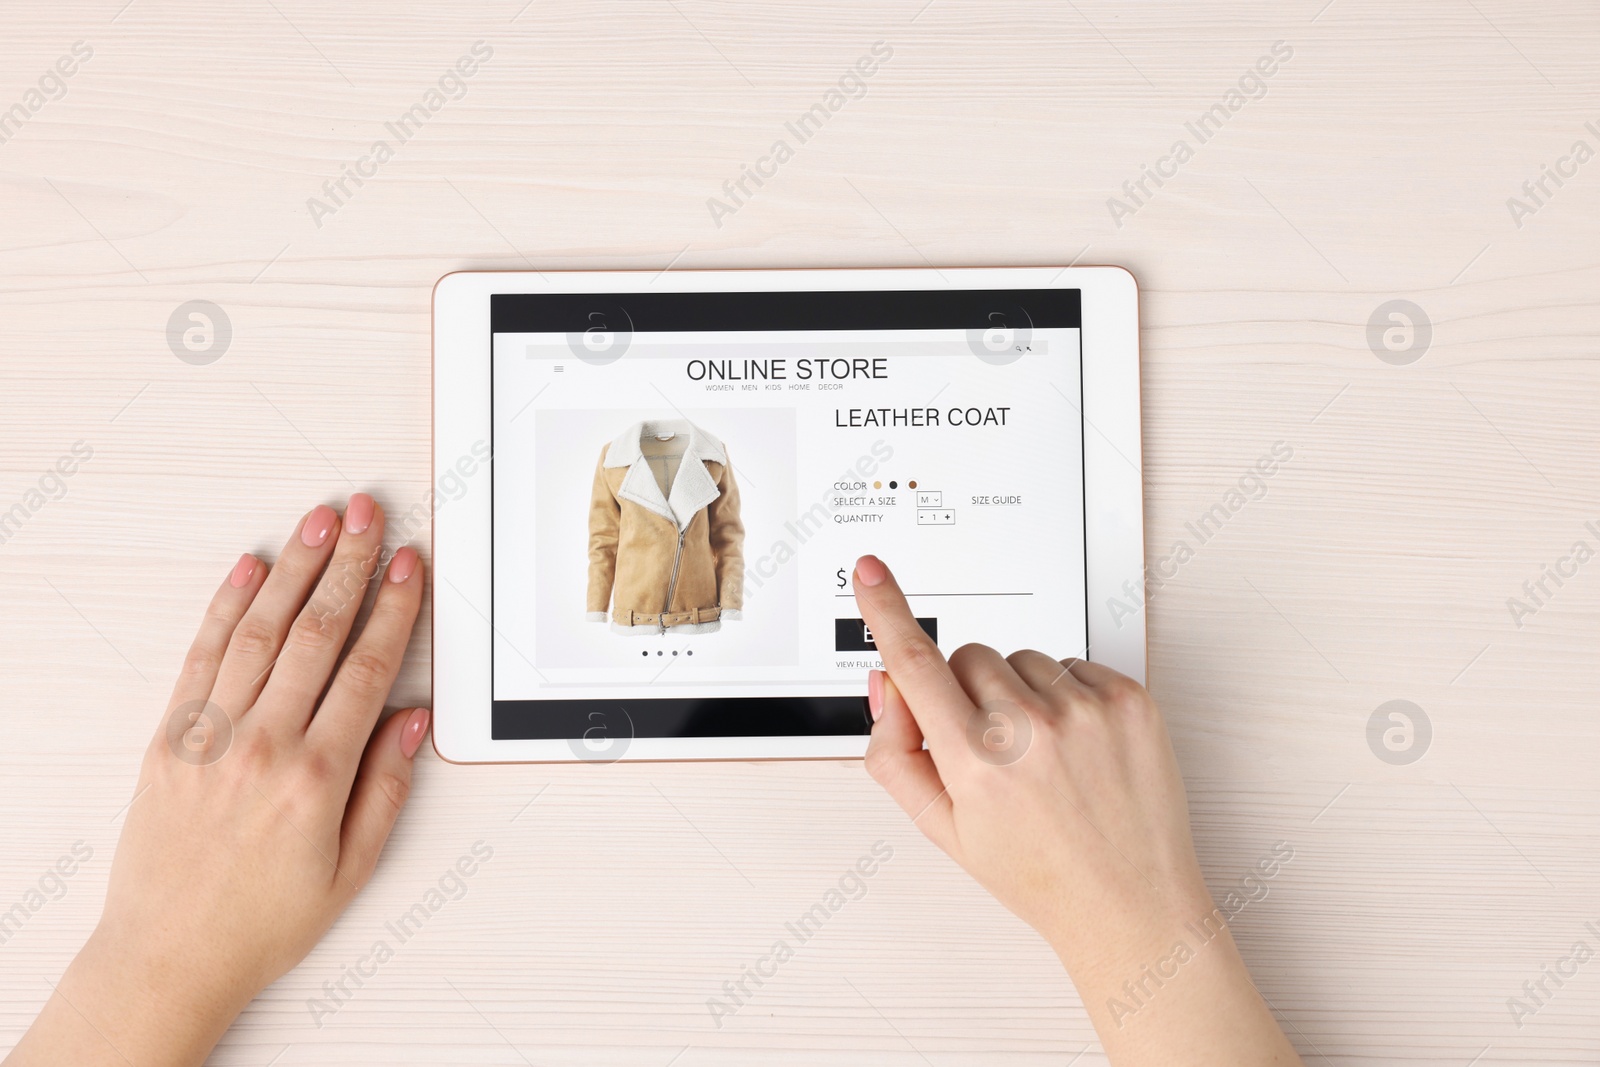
[586, 420, 745, 635]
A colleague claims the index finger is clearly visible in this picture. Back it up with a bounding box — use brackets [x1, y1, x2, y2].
[852, 554, 973, 750]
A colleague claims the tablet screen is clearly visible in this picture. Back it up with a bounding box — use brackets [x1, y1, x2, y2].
[489, 289, 1085, 741]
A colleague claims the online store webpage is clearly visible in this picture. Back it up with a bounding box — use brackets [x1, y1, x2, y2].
[489, 291, 1087, 736]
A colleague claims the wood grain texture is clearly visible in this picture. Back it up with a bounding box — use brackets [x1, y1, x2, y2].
[1, 1, 1597, 1063]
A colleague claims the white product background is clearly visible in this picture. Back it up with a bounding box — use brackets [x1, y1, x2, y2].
[495, 406, 799, 690]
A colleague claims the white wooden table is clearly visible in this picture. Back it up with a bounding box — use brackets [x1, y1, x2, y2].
[2, 2, 1597, 1063]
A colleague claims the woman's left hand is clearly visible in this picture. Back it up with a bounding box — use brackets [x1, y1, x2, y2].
[9, 496, 430, 1067]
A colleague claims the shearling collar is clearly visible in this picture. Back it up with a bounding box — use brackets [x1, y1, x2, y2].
[603, 420, 726, 531]
[602, 419, 727, 468]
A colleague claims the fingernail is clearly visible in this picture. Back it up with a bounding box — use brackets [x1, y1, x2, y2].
[301, 504, 338, 547]
[400, 707, 431, 759]
[388, 546, 419, 584]
[345, 492, 375, 535]
[229, 553, 256, 588]
[854, 554, 888, 587]
[867, 669, 885, 721]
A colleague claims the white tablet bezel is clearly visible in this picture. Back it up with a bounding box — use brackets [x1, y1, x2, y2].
[432, 266, 1144, 764]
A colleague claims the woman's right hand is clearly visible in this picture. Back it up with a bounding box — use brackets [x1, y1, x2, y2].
[852, 554, 1303, 1066]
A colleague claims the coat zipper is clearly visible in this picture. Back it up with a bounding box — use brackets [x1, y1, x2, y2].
[661, 525, 688, 634]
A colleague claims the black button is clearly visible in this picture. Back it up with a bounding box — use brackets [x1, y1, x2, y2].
[835, 617, 937, 651]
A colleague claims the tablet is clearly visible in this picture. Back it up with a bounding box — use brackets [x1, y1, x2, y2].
[432, 267, 1144, 763]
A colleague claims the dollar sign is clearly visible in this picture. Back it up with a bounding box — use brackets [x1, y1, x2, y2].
[836, 567, 847, 589]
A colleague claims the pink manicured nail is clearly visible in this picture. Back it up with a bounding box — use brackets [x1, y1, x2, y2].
[867, 669, 885, 722]
[229, 553, 256, 588]
[301, 505, 337, 547]
[854, 555, 888, 587]
[400, 707, 431, 759]
[345, 492, 375, 535]
[388, 546, 418, 584]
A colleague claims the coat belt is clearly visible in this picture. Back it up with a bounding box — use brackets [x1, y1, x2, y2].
[626, 607, 722, 626]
